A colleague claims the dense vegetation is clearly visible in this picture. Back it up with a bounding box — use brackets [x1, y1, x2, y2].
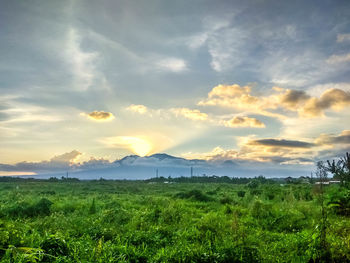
[0, 174, 349, 262]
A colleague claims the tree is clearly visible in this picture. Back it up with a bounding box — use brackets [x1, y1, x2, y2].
[310, 161, 332, 261]
[326, 152, 350, 185]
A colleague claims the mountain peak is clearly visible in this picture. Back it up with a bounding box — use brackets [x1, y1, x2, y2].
[114, 154, 140, 164]
[148, 153, 179, 160]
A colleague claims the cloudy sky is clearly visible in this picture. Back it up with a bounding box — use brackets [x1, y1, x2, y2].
[1, 0, 350, 176]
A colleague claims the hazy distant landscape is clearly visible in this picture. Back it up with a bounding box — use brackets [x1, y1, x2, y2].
[11, 153, 311, 180]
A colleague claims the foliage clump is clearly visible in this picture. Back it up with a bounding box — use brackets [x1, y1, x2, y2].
[4, 198, 53, 218]
[0, 163, 349, 262]
[175, 189, 212, 202]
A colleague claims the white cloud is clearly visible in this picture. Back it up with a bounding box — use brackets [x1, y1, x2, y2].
[171, 108, 208, 121]
[126, 104, 148, 114]
[307, 82, 350, 96]
[1, 100, 62, 123]
[65, 28, 112, 92]
[326, 53, 350, 64]
[208, 27, 246, 72]
[155, 57, 188, 72]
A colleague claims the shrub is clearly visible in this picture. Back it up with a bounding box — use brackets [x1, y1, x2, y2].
[251, 200, 271, 219]
[220, 196, 233, 204]
[237, 190, 246, 198]
[328, 189, 350, 216]
[5, 198, 53, 218]
[41, 234, 69, 261]
[249, 189, 262, 196]
[89, 198, 97, 214]
[247, 180, 259, 189]
[175, 190, 212, 202]
[33, 198, 53, 216]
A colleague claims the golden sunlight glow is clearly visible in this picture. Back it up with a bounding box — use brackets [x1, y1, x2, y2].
[0, 171, 37, 176]
[101, 136, 152, 156]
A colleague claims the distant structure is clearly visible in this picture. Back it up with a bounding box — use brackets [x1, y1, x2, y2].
[190, 166, 193, 177]
[315, 180, 340, 185]
[156, 168, 159, 178]
[66, 171, 69, 178]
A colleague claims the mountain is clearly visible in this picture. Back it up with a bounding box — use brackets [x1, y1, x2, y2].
[147, 153, 182, 160]
[19, 153, 311, 180]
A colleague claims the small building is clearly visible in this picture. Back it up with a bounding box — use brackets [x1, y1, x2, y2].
[315, 180, 340, 185]
[315, 181, 330, 185]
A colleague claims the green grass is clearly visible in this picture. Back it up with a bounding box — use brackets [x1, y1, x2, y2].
[0, 179, 349, 262]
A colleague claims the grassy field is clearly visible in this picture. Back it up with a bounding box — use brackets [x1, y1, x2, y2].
[0, 178, 349, 262]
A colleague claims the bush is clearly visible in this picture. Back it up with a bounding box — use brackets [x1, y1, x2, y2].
[220, 196, 233, 204]
[328, 189, 350, 216]
[237, 191, 245, 198]
[5, 198, 53, 218]
[175, 190, 212, 202]
[251, 200, 271, 219]
[247, 180, 259, 189]
[41, 234, 69, 261]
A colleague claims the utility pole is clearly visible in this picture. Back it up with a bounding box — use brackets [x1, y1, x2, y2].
[156, 168, 159, 178]
[190, 166, 193, 177]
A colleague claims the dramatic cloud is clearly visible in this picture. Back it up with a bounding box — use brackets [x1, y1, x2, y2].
[221, 116, 265, 128]
[82, 111, 115, 121]
[198, 84, 259, 108]
[50, 150, 82, 164]
[249, 139, 315, 148]
[0, 150, 82, 173]
[2, 1, 350, 174]
[182, 143, 315, 165]
[326, 53, 350, 64]
[278, 89, 310, 110]
[301, 88, 350, 117]
[100, 136, 152, 156]
[126, 104, 148, 114]
[182, 147, 239, 161]
[198, 84, 350, 118]
[171, 108, 208, 121]
[316, 130, 350, 145]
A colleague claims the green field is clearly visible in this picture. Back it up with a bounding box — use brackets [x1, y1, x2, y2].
[0, 178, 349, 262]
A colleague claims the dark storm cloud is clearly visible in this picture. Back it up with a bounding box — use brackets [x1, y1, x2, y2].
[316, 130, 350, 145]
[280, 90, 310, 108]
[251, 139, 315, 148]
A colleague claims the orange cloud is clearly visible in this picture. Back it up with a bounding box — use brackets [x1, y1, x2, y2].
[50, 150, 82, 164]
[221, 116, 265, 128]
[315, 130, 350, 145]
[198, 83, 350, 118]
[301, 88, 350, 117]
[82, 111, 115, 121]
[198, 84, 260, 109]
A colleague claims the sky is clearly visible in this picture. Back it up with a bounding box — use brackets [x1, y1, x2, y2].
[1, 0, 350, 177]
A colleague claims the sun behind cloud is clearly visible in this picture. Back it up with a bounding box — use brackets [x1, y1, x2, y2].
[100, 136, 152, 156]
